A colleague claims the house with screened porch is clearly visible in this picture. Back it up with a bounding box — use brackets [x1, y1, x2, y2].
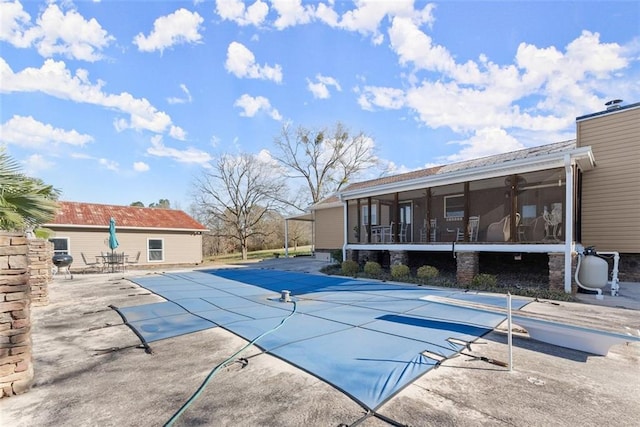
[305, 101, 640, 294]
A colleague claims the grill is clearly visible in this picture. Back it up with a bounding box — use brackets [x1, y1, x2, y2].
[52, 254, 73, 279]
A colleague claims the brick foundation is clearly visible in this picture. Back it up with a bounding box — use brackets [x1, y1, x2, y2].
[390, 250, 408, 267]
[0, 233, 34, 398]
[548, 252, 577, 294]
[456, 252, 478, 286]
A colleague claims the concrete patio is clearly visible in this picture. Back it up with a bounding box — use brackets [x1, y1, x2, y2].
[1, 259, 639, 426]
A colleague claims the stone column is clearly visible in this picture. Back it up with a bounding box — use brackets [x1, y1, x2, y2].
[548, 252, 577, 294]
[0, 233, 33, 398]
[548, 252, 564, 292]
[390, 250, 408, 267]
[456, 252, 479, 286]
[27, 239, 52, 306]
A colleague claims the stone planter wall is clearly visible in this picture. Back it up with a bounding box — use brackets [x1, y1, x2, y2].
[0, 233, 33, 398]
[27, 239, 52, 306]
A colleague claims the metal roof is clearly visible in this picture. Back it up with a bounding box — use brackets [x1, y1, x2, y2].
[313, 140, 595, 202]
[44, 201, 208, 231]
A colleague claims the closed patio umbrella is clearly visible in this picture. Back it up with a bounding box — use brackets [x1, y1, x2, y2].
[108, 217, 119, 272]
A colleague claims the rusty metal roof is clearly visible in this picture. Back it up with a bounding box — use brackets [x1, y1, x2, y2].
[45, 201, 207, 231]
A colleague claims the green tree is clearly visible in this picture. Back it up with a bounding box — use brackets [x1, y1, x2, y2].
[0, 148, 60, 231]
[149, 199, 171, 209]
[130, 201, 145, 207]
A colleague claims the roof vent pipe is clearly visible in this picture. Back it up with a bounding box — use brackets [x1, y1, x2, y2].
[605, 99, 623, 111]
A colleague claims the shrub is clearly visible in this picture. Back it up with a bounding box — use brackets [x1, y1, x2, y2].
[363, 261, 382, 276]
[417, 265, 439, 280]
[471, 273, 498, 288]
[391, 264, 410, 279]
[341, 260, 359, 276]
[330, 249, 344, 263]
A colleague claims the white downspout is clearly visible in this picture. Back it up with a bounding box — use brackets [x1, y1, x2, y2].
[342, 200, 348, 262]
[284, 218, 289, 258]
[563, 155, 574, 294]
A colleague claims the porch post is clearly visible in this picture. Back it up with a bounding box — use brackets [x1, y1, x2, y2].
[563, 155, 574, 293]
[284, 218, 289, 258]
[356, 199, 361, 244]
[426, 188, 432, 242]
[393, 192, 399, 241]
[367, 197, 372, 243]
[510, 174, 518, 242]
[342, 200, 348, 262]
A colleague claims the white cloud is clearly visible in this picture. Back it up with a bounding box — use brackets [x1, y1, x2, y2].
[234, 94, 282, 121]
[133, 161, 150, 172]
[225, 41, 283, 83]
[0, 2, 114, 62]
[0, 115, 93, 148]
[315, 2, 339, 27]
[169, 125, 187, 141]
[147, 135, 213, 166]
[133, 8, 203, 53]
[167, 83, 193, 104]
[338, 0, 436, 45]
[271, 0, 315, 29]
[307, 74, 341, 99]
[352, 24, 639, 163]
[356, 86, 405, 111]
[442, 128, 524, 164]
[0, 58, 181, 137]
[22, 153, 54, 175]
[215, 0, 269, 26]
[99, 158, 119, 171]
[365, 27, 635, 146]
[0, 0, 34, 48]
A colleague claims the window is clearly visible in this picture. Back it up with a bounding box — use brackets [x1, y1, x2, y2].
[444, 194, 464, 218]
[399, 203, 412, 225]
[49, 237, 69, 255]
[361, 204, 378, 225]
[147, 238, 164, 262]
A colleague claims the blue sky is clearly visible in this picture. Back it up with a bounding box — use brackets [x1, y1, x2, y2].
[1, 0, 639, 211]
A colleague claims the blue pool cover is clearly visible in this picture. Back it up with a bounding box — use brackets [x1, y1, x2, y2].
[117, 269, 530, 410]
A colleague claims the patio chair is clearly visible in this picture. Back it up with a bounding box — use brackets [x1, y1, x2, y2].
[456, 216, 480, 242]
[429, 218, 438, 242]
[127, 251, 141, 267]
[395, 222, 408, 242]
[80, 252, 100, 271]
[486, 213, 520, 242]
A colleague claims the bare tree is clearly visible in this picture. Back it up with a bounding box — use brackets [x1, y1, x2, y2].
[286, 219, 311, 252]
[193, 153, 287, 260]
[272, 121, 378, 208]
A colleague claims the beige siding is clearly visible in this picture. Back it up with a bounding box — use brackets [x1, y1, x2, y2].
[314, 207, 344, 250]
[49, 228, 203, 267]
[578, 107, 640, 252]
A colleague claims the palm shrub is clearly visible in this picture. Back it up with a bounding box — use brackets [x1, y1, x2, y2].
[0, 148, 60, 231]
[363, 261, 382, 277]
[417, 265, 439, 280]
[341, 260, 359, 276]
[391, 264, 410, 279]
